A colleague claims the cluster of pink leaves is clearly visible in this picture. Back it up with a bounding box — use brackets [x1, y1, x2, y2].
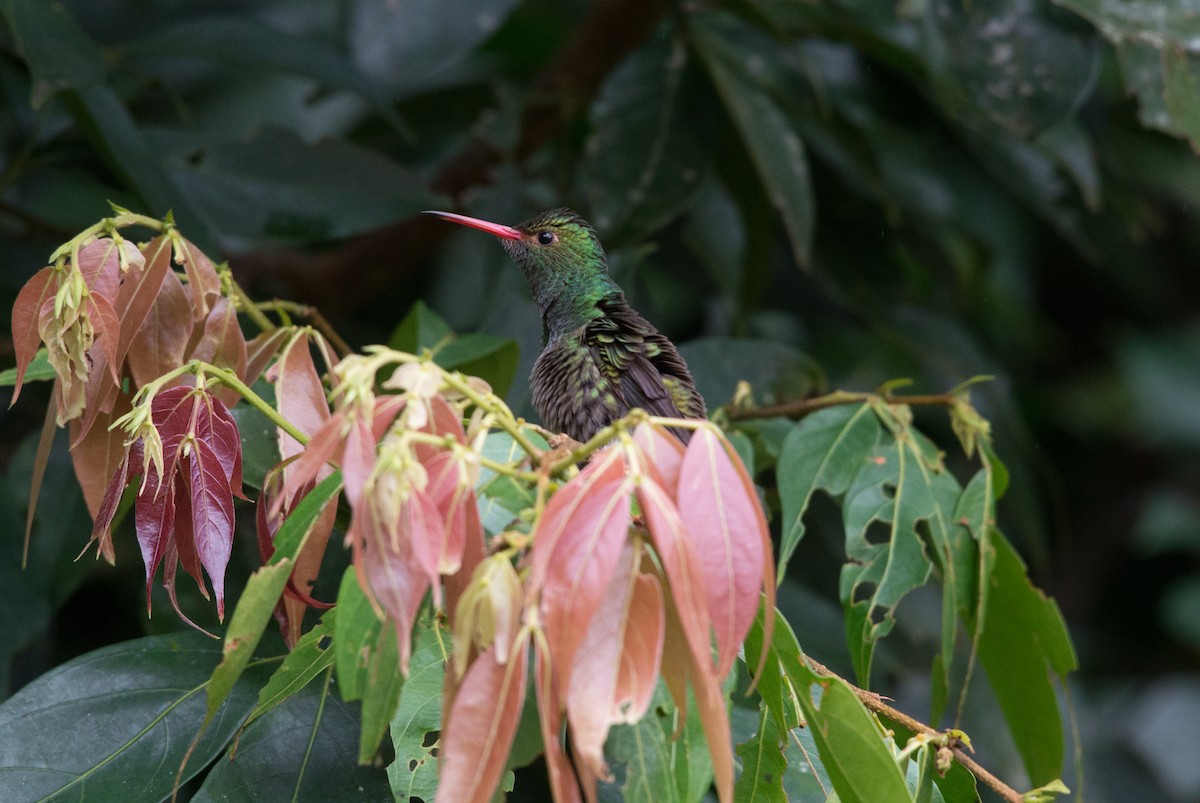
[438, 424, 776, 803]
[11, 235, 278, 621]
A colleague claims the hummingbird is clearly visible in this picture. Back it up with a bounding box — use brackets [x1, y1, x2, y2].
[425, 208, 706, 444]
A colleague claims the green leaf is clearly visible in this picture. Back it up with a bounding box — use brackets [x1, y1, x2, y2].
[0, 347, 53, 386]
[584, 30, 714, 243]
[600, 682, 714, 803]
[763, 613, 913, 803]
[776, 404, 881, 578]
[691, 12, 815, 266]
[229, 379, 282, 492]
[0, 0, 106, 104]
[358, 621, 404, 763]
[387, 623, 450, 801]
[170, 127, 444, 246]
[333, 566, 384, 702]
[974, 530, 1076, 786]
[245, 610, 337, 728]
[193, 669, 391, 801]
[1056, 0, 1200, 150]
[205, 472, 342, 723]
[350, 0, 523, 96]
[389, 301, 520, 396]
[0, 633, 269, 799]
[475, 431, 542, 534]
[734, 704, 788, 802]
[678, 337, 822, 412]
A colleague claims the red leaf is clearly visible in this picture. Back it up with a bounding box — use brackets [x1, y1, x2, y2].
[70, 349, 122, 448]
[116, 236, 173, 369]
[85, 440, 138, 563]
[10, 266, 55, 403]
[413, 395, 468, 463]
[136, 472, 177, 611]
[244, 328, 292, 387]
[535, 642, 582, 803]
[173, 473, 207, 599]
[341, 415, 376, 509]
[197, 392, 245, 499]
[437, 637, 529, 803]
[677, 426, 771, 679]
[127, 268, 191, 387]
[185, 438, 236, 619]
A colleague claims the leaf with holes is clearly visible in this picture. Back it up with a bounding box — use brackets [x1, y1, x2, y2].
[387, 621, 449, 801]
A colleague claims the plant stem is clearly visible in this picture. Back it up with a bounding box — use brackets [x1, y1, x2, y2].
[255, 299, 354, 357]
[723, 389, 958, 421]
[202, 363, 310, 445]
[440, 371, 545, 461]
[804, 657, 1024, 803]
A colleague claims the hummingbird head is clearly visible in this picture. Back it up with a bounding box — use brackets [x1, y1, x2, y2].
[425, 208, 619, 332]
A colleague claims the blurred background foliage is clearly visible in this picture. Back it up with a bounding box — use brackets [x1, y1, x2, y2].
[1, 0, 1199, 800]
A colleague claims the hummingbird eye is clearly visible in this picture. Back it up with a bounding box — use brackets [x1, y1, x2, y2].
[535, 231, 557, 245]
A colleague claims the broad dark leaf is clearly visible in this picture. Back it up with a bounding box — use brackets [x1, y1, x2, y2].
[194, 669, 391, 802]
[0, 633, 269, 799]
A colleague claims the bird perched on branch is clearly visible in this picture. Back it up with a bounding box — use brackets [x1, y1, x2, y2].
[425, 208, 706, 444]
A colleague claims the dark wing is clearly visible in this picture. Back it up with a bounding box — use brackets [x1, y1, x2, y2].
[586, 298, 706, 431]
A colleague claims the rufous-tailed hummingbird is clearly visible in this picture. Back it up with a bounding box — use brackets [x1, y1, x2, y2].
[425, 208, 706, 443]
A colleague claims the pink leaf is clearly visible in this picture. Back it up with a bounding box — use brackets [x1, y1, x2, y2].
[355, 507, 430, 673]
[177, 237, 221, 320]
[75, 238, 123, 301]
[632, 421, 685, 495]
[677, 426, 770, 679]
[271, 332, 331, 463]
[437, 637, 529, 803]
[424, 450, 473, 576]
[535, 642, 582, 803]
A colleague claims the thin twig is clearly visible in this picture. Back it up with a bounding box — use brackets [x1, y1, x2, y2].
[804, 657, 1024, 803]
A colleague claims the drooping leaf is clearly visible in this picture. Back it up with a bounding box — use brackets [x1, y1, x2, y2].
[585, 31, 714, 243]
[387, 622, 450, 801]
[973, 530, 1077, 786]
[126, 267, 191, 387]
[244, 611, 336, 728]
[359, 619, 405, 763]
[204, 472, 342, 724]
[734, 704, 788, 803]
[436, 636, 529, 803]
[532, 448, 633, 690]
[9, 266, 55, 403]
[677, 425, 772, 679]
[185, 438, 237, 617]
[691, 12, 815, 266]
[116, 235, 173, 371]
[0, 633, 269, 799]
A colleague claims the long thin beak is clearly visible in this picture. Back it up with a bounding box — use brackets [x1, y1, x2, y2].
[423, 210, 522, 240]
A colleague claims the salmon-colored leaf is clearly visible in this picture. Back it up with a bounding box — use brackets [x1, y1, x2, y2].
[177, 236, 221, 319]
[116, 236, 172, 365]
[407, 487, 446, 598]
[244, 327, 292, 387]
[86, 294, 122, 385]
[186, 438, 236, 619]
[191, 297, 248, 408]
[528, 446, 627, 594]
[678, 426, 770, 678]
[272, 332, 331, 463]
[535, 641, 582, 803]
[341, 415, 376, 509]
[539, 473, 633, 691]
[632, 422, 685, 495]
[355, 507, 430, 673]
[70, 395, 134, 519]
[566, 542, 664, 786]
[75, 238, 123, 301]
[10, 266, 55, 403]
[127, 268, 191, 387]
[424, 450, 473, 576]
[275, 414, 345, 514]
[437, 637, 529, 803]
